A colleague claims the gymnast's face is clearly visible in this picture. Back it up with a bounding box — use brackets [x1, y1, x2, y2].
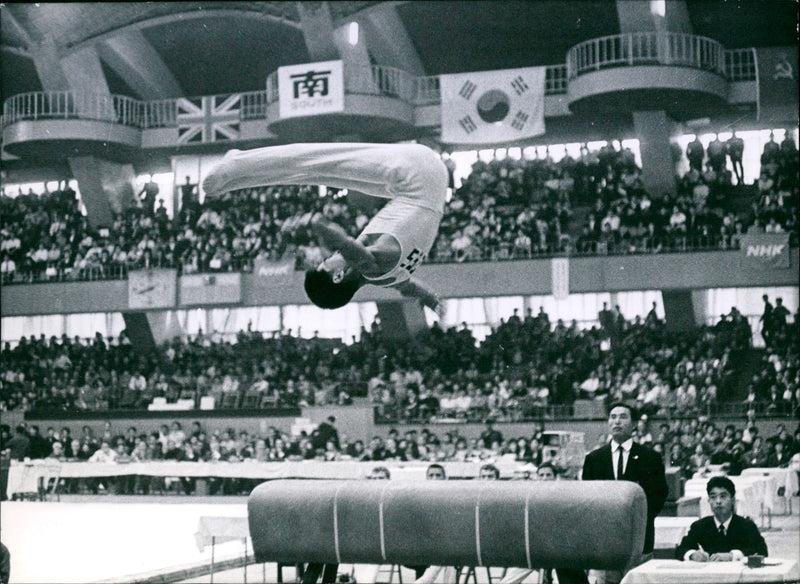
[318, 253, 351, 283]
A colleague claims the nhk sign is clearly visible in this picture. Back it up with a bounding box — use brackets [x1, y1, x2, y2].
[741, 232, 790, 269]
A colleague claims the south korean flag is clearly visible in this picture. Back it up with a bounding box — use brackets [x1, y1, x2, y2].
[440, 66, 546, 145]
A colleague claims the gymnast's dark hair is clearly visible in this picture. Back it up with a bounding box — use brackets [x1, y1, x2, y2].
[304, 269, 360, 309]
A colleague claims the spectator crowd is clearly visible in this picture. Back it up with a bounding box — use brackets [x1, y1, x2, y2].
[2, 131, 797, 283]
[2, 412, 798, 496]
[1, 303, 797, 422]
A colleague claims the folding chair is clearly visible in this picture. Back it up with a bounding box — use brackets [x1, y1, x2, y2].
[241, 391, 260, 409]
[375, 564, 403, 584]
[220, 392, 240, 409]
[11, 463, 40, 501]
[38, 463, 62, 501]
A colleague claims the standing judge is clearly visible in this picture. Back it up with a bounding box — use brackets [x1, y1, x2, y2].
[558, 402, 668, 584]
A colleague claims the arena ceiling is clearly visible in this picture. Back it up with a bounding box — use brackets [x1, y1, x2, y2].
[1, 1, 797, 101]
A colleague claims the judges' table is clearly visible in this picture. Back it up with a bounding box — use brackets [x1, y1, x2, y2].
[5, 459, 526, 499]
[653, 517, 695, 553]
[620, 559, 799, 584]
[741, 467, 799, 513]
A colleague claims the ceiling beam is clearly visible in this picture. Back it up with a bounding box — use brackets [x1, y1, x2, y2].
[61, 9, 301, 57]
[358, 3, 425, 75]
[96, 29, 183, 99]
[1, 45, 32, 59]
[295, 2, 340, 62]
[1, 6, 34, 49]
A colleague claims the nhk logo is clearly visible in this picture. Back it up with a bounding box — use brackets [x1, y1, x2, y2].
[745, 244, 785, 258]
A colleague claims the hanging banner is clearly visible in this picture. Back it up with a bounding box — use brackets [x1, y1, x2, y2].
[551, 258, 569, 300]
[180, 273, 242, 306]
[128, 269, 177, 309]
[440, 66, 546, 145]
[756, 48, 798, 121]
[278, 60, 344, 119]
[176, 94, 240, 144]
[252, 257, 295, 284]
[740, 232, 790, 269]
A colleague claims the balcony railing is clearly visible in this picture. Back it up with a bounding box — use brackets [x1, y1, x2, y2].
[725, 47, 757, 81]
[240, 90, 269, 120]
[2, 91, 144, 127]
[567, 32, 726, 79]
[142, 98, 177, 129]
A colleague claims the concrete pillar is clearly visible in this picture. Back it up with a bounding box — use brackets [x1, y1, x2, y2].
[615, 0, 692, 34]
[361, 5, 425, 75]
[333, 20, 372, 76]
[296, 1, 340, 61]
[615, 0, 657, 33]
[633, 111, 678, 197]
[123, 310, 184, 354]
[30, 37, 70, 91]
[122, 312, 157, 353]
[30, 41, 139, 227]
[690, 290, 709, 326]
[68, 157, 136, 227]
[296, 2, 374, 86]
[376, 299, 428, 341]
[60, 46, 110, 98]
[663, 1, 693, 33]
[661, 289, 697, 332]
[96, 29, 183, 100]
[616, 1, 691, 199]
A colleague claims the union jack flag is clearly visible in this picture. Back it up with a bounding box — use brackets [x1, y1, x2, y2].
[177, 94, 240, 144]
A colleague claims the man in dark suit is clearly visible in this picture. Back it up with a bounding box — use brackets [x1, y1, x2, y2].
[311, 416, 339, 451]
[558, 402, 668, 584]
[676, 476, 767, 561]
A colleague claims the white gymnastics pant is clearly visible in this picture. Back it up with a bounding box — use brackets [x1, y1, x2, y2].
[202, 142, 447, 214]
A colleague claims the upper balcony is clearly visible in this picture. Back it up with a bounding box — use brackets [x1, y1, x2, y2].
[1, 42, 759, 157]
[566, 32, 734, 119]
[2, 92, 144, 160]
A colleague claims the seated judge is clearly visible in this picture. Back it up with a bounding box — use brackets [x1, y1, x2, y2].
[676, 476, 768, 562]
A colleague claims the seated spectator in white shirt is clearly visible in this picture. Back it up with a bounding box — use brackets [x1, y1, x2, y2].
[601, 210, 621, 233]
[764, 218, 784, 233]
[221, 372, 240, 394]
[88, 441, 118, 463]
[580, 370, 601, 395]
[129, 371, 147, 394]
[168, 422, 186, 448]
[669, 207, 687, 232]
[0, 256, 16, 278]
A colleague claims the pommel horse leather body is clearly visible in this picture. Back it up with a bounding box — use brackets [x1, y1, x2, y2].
[248, 480, 646, 571]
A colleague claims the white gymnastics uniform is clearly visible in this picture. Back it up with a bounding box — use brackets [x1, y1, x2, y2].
[202, 143, 448, 286]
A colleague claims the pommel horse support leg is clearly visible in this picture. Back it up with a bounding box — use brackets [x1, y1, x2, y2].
[248, 480, 646, 572]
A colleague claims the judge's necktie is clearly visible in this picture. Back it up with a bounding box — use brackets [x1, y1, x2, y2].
[718, 524, 726, 537]
[616, 445, 624, 479]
